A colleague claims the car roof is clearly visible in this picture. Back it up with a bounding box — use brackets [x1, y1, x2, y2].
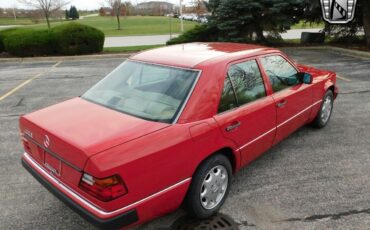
[130, 42, 279, 69]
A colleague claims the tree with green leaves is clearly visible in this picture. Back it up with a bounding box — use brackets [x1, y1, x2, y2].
[65, 9, 69, 19]
[210, 0, 304, 42]
[364, 0, 370, 47]
[69, 6, 79, 20]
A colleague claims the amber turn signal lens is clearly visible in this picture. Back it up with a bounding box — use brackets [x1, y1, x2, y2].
[79, 173, 128, 202]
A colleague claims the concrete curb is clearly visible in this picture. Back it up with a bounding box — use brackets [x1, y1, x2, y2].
[0, 53, 135, 63]
[283, 45, 370, 59]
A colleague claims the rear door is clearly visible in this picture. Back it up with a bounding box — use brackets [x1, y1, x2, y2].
[259, 55, 313, 144]
[214, 59, 277, 166]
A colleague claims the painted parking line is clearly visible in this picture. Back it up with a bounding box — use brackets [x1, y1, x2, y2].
[336, 74, 352, 82]
[0, 61, 62, 102]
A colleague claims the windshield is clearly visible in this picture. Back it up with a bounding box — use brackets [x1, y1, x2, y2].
[82, 60, 199, 123]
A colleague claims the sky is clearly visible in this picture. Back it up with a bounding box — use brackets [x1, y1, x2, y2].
[0, 0, 191, 10]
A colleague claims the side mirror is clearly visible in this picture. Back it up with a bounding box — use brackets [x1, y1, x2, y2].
[297, 72, 313, 84]
[286, 75, 300, 86]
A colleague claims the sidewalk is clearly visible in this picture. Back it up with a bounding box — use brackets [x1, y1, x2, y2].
[104, 34, 180, 47]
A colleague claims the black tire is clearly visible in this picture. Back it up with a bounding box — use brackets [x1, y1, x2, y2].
[184, 154, 232, 219]
[311, 90, 334, 128]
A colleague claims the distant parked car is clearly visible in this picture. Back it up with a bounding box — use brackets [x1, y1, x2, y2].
[199, 17, 208, 23]
[182, 14, 195, 20]
[21, 43, 338, 229]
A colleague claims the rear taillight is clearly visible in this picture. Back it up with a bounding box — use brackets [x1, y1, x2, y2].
[20, 132, 31, 153]
[79, 173, 128, 202]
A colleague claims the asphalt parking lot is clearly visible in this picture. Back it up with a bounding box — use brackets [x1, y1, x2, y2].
[1, 47, 370, 230]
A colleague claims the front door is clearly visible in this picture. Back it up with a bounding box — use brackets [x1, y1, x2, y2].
[259, 55, 313, 144]
[214, 59, 277, 166]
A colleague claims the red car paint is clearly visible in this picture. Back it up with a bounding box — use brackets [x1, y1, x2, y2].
[20, 43, 338, 229]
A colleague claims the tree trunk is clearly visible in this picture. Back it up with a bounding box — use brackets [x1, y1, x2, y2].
[45, 14, 51, 30]
[255, 25, 265, 41]
[116, 8, 121, 30]
[363, 0, 370, 48]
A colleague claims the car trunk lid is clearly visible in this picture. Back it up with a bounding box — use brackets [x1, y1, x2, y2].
[20, 97, 170, 184]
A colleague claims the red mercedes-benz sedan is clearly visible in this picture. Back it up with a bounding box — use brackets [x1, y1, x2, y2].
[20, 43, 338, 229]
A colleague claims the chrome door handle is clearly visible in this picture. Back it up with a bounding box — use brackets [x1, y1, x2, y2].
[225, 121, 241, 132]
[277, 100, 287, 108]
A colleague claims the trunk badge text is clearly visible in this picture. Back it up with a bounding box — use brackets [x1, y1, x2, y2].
[24, 129, 33, 138]
[45, 163, 60, 176]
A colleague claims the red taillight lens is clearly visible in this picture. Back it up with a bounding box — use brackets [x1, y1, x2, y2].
[79, 173, 127, 201]
[21, 133, 32, 154]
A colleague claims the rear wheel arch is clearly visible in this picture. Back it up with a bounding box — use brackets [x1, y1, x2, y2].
[216, 147, 237, 174]
[327, 85, 338, 99]
[193, 147, 238, 177]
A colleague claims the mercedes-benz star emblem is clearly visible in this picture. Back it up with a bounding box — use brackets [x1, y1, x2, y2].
[43, 135, 50, 148]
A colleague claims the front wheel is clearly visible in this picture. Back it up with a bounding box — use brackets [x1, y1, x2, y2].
[311, 90, 334, 128]
[184, 154, 232, 218]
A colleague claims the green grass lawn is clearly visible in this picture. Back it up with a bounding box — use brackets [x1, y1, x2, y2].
[291, 21, 324, 29]
[10, 16, 198, 36]
[103, 44, 164, 53]
[0, 17, 35, 25]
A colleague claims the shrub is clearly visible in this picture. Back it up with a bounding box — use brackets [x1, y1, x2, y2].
[4, 29, 55, 57]
[52, 23, 104, 55]
[0, 28, 20, 53]
[167, 24, 219, 45]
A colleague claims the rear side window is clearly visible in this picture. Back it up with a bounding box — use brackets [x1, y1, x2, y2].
[218, 60, 266, 113]
[218, 76, 237, 113]
[260, 55, 298, 92]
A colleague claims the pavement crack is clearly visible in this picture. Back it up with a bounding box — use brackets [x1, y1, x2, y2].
[237, 220, 256, 227]
[0, 114, 22, 118]
[14, 97, 24, 107]
[340, 90, 370, 95]
[282, 208, 370, 222]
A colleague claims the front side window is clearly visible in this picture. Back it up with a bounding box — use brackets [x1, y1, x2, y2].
[218, 60, 266, 113]
[260, 55, 299, 92]
[82, 61, 199, 123]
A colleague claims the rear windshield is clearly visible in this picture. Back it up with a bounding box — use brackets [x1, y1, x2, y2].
[82, 60, 199, 123]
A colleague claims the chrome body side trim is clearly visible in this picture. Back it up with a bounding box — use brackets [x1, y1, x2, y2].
[277, 100, 322, 128]
[236, 127, 276, 151]
[237, 99, 322, 151]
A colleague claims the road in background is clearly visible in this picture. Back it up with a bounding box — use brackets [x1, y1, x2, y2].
[1, 48, 370, 229]
[104, 28, 323, 47]
[104, 34, 180, 47]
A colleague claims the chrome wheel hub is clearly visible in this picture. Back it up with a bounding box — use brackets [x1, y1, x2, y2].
[200, 165, 228, 210]
[321, 96, 332, 123]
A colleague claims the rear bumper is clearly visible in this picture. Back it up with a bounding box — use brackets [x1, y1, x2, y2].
[22, 152, 192, 229]
[22, 153, 138, 229]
